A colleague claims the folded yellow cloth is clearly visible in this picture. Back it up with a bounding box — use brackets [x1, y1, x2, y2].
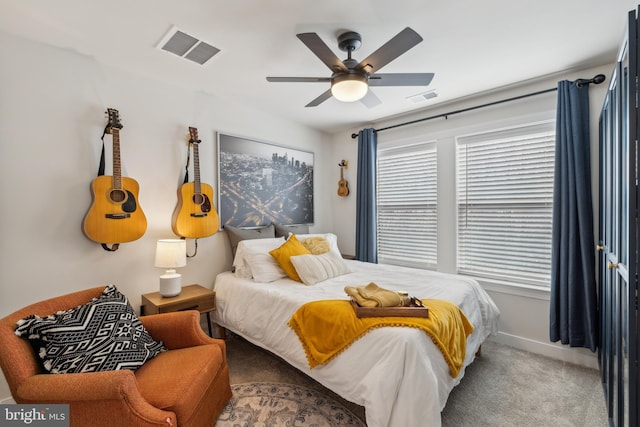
[288, 299, 474, 377]
[344, 282, 402, 307]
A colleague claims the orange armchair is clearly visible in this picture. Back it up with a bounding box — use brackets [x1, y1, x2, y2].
[0, 287, 232, 427]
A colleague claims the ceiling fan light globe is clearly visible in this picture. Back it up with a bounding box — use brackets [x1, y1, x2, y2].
[331, 74, 368, 102]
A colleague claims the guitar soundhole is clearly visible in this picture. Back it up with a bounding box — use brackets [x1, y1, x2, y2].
[193, 193, 205, 205]
[109, 189, 127, 203]
[192, 193, 212, 213]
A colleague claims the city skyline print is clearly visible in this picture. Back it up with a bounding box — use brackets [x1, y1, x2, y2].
[217, 133, 314, 228]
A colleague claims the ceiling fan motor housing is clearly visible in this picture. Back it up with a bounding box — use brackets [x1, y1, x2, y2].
[332, 71, 368, 84]
[342, 57, 361, 71]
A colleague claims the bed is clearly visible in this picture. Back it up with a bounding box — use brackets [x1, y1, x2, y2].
[213, 232, 500, 427]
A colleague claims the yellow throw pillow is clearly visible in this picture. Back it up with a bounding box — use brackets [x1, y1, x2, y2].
[301, 236, 330, 255]
[270, 235, 312, 282]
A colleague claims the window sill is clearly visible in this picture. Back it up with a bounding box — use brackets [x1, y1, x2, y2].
[461, 275, 551, 301]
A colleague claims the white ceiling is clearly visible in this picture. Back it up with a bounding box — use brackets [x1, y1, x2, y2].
[1, 0, 637, 132]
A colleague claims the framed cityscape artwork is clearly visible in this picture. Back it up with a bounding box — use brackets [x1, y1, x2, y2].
[217, 133, 314, 228]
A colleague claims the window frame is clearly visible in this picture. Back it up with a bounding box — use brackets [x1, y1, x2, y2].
[373, 109, 558, 293]
[455, 119, 556, 289]
[376, 140, 438, 270]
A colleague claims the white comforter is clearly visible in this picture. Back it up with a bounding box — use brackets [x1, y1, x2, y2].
[213, 260, 500, 427]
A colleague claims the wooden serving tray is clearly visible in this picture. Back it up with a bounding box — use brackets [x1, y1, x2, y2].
[350, 299, 429, 318]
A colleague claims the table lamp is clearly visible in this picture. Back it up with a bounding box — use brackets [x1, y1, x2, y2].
[154, 239, 187, 297]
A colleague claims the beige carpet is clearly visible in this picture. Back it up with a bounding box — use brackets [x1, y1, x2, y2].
[223, 333, 609, 426]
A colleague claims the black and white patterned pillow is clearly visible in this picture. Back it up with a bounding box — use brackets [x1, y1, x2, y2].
[15, 285, 166, 374]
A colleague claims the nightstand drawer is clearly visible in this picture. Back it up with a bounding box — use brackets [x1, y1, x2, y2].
[141, 284, 216, 316]
[140, 284, 216, 337]
[155, 294, 215, 314]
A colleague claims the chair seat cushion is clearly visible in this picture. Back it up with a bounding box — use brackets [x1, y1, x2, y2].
[135, 344, 225, 421]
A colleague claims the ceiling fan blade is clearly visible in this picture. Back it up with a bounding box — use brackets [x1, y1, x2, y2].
[305, 89, 333, 107]
[267, 77, 331, 83]
[297, 33, 348, 73]
[360, 90, 382, 108]
[368, 73, 434, 87]
[357, 27, 423, 73]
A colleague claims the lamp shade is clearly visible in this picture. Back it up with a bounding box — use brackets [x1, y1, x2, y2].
[154, 239, 187, 269]
[331, 73, 368, 102]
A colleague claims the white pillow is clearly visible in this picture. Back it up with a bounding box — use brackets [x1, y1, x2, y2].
[233, 237, 285, 279]
[247, 252, 287, 282]
[290, 251, 352, 285]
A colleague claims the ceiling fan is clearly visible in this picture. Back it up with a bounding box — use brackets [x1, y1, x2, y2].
[266, 27, 434, 108]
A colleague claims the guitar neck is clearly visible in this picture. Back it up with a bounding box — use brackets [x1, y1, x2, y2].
[112, 128, 122, 190]
[193, 142, 201, 194]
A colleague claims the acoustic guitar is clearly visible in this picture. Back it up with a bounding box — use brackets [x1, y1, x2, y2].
[83, 108, 147, 245]
[171, 127, 220, 238]
[337, 161, 349, 197]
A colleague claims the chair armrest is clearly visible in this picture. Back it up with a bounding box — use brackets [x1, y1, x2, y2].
[16, 370, 175, 426]
[17, 370, 139, 401]
[140, 311, 226, 360]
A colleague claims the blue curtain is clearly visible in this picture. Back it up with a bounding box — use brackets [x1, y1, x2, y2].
[549, 80, 597, 351]
[355, 128, 378, 263]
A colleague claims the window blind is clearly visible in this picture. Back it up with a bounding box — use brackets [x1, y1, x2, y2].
[456, 121, 555, 287]
[377, 142, 437, 269]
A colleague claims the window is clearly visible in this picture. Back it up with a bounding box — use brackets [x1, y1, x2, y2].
[456, 121, 555, 288]
[377, 142, 437, 269]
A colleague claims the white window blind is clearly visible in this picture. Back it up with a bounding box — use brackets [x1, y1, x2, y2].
[377, 142, 437, 269]
[456, 121, 555, 287]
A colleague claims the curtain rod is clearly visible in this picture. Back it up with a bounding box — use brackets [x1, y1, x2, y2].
[350, 74, 606, 139]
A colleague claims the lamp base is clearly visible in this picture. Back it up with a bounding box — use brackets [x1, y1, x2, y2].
[159, 273, 182, 297]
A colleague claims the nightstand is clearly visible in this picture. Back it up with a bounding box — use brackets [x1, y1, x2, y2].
[141, 284, 215, 336]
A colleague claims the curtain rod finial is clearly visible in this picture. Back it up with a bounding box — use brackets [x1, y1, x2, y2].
[351, 133, 358, 139]
[576, 74, 606, 88]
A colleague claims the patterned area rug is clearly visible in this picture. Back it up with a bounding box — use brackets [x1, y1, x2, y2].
[215, 382, 366, 426]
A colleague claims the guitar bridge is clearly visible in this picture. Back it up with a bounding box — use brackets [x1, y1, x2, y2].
[190, 213, 208, 218]
[105, 213, 131, 219]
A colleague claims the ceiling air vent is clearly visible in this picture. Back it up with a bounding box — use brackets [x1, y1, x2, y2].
[157, 26, 220, 66]
[407, 90, 438, 104]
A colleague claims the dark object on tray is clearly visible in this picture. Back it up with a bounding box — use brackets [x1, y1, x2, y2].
[349, 299, 429, 318]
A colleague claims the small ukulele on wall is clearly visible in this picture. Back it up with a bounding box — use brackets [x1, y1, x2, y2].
[171, 127, 220, 238]
[337, 160, 349, 197]
[83, 108, 147, 250]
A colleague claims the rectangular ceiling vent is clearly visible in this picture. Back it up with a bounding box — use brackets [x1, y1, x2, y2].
[156, 26, 220, 66]
[407, 90, 438, 104]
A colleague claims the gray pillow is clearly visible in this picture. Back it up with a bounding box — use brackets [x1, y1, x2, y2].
[225, 224, 276, 258]
[274, 223, 310, 238]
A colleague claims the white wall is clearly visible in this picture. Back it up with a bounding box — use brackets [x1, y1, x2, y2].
[0, 31, 333, 399]
[330, 63, 613, 368]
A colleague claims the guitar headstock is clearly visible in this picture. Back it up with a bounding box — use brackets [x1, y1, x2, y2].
[188, 127, 201, 144]
[106, 108, 123, 134]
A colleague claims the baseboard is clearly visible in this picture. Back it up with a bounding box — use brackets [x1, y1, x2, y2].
[0, 396, 15, 404]
[489, 331, 599, 370]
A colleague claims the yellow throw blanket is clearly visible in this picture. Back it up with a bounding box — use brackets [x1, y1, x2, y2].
[288, 299, 474, 377]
